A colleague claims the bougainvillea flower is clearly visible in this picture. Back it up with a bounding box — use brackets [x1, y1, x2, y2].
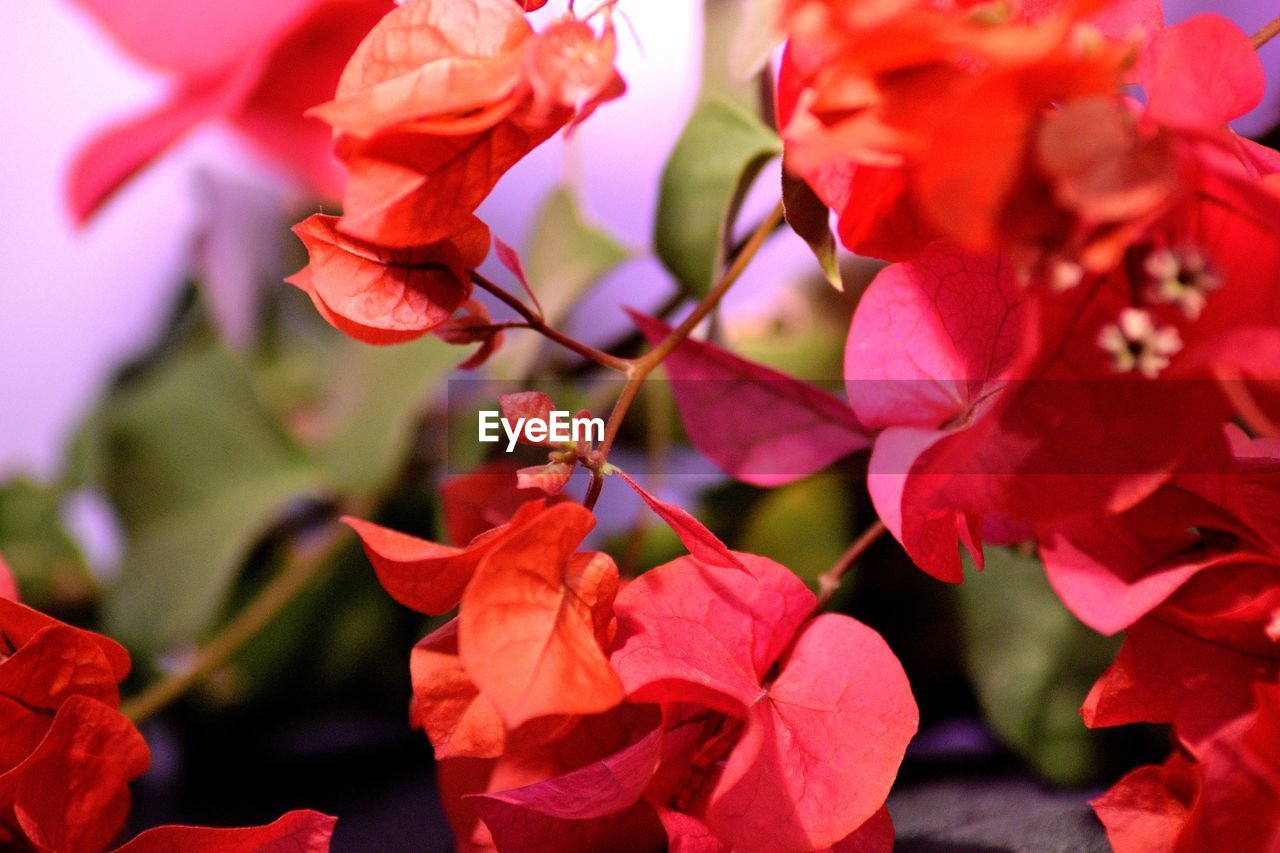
[844, 131, 1280, 578]
[843, 245, 1030, 581]
[113, 809, 337, 852]
[1043, 425, 1280, 634]
[0, 596, 340, 851]
[630, 311, 870, 487]
[1083, 560, 1280, 749]
[457, 502, 625, 727]
[468, 553, 917, 851]
[345, 499, 549, 615]
[354, 501, 624, 748]
[313, 0, 624, 247]
[288, 213, 490, 345]
[494, 391, 586, 495]
[1093, 680, 1280, 853]
[0, 596, 145, 851]
[67, 0, 389, 220]
[1072, 431, 1280, 748]
[439, 461, 565, 547]
[0, 694, 150, 852]
[778, 0, 1150, 258]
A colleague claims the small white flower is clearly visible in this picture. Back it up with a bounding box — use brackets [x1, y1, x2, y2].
[1097, 308, 1183, 378]
[1144, 245, 1223, 320]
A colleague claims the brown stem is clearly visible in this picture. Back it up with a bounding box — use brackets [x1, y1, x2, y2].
[120, 510, 358, 725]
[471, 271, 632, 372]
[1253, 14, 1280, 49]
[583, 202, 786, 510]
[816, 520, 888, 608]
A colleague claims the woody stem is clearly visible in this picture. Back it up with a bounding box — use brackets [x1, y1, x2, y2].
[583, 201, 786, 510]
[1252, 14, 1280, 49]
[470, 271, 632, 372]
[816, 520, 888, 608]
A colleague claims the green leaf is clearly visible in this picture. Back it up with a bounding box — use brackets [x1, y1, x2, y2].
[783, 165, 843, 290]
[313, 335, 457, 491]
[490, 186, 629, 378]
[740, 474, 852, 584]
[957, 548, 1121, 786]
[655, 99, 782, 296]
[81, 345, 325, 655]
[0, 479, 94, 610]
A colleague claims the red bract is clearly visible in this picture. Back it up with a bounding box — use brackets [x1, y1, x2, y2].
[467, 553, 917, 851]
[613, 469, 744, 571]
[0, 596, 142, 851]
[345, 499, 549, 615]
[497, 392, 584, 496]
[311, 0, 624, 248]
[439, 462, 566, 547]
[1083, 559, 1280, 749]
[67, 0, 388, 220]
[630, 311, 870, 488]
[113, 810, 337, 852]
[778, 0, 1144, 258]
[289, 213, 489, 344]
[844, 246, 1026, 581]
[458, 503, 624, 727]
[1094, 681, 1280, 853]
[843, 126, 1280, 578]
[353, 501, 624, 746]
[1043, 425, 1280, 634]
[0, 597, 337, 851]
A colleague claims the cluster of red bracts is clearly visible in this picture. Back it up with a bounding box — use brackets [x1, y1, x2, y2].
[0, 557, 335, 852]
[292, 0, 1280, 849]
[1045, 427, 1280, 851]
[68, 0, 1277, 847]
[288, 0, 624, 352]
[773, 1, 1280, 848]
[346, 492, 917, 852]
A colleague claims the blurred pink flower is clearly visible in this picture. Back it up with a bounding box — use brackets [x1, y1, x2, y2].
[66, 0, 390, 222]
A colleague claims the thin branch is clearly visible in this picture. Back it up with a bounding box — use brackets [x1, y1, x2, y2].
[1253, 14, 1280, 50]
[817, 520, 888, 608]
[471, 271, 633, 373]
[584, 202, 786, 510]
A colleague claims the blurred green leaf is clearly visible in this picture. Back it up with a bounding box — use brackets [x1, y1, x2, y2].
[958, 548, 1121, 786]
[655, 99, 781, 296]
[740, 474, 852, 583]
[313, 336, 456, 491]
[491, 186, 629, 378]
[0, 480, 94, 610]
[81, 345, 324, 655]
